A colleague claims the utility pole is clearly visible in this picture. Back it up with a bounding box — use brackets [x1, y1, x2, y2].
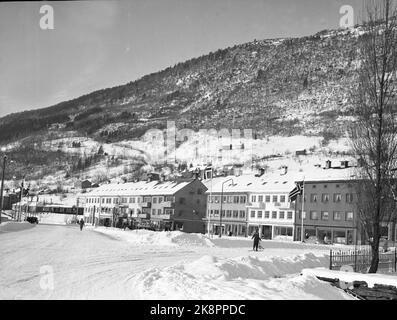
[220, 178, 234, 238]
[300, 178, 305, 242]
[18, 180, 24, 222]
[0, 155, 7, 224]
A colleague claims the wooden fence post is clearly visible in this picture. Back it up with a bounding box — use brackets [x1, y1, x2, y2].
[354, 248, 357, 272]
[329, 249, 332, 270]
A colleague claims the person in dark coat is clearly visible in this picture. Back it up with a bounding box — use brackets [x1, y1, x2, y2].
[252, 229, 261, 251]
[79, 218, 85, 231]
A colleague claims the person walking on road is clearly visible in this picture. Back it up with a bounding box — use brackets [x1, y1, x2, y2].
[252, 229, 261, 251]
[79, 218, 85, 231]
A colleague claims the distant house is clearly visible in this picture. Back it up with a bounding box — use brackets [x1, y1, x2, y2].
[1, 193, 18, 210]
[80, 180, 92, 189]
[91, 183, 100, 188]
[295, 149, 307, 156]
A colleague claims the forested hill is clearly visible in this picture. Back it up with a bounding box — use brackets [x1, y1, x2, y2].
[0, 26, 364, 146]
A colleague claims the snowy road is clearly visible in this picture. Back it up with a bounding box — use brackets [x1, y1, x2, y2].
[0, 224, 354, 300]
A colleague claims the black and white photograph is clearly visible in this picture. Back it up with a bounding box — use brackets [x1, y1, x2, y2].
[1, 0, 397, 305]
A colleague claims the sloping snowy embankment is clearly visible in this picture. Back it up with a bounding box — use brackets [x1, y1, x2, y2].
[93, 227, 215, 247]
[91, 228, 354, 299]
[130, 253, 354, 299]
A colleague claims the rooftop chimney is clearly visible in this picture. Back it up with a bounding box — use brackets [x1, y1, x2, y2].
[325, 160, 332, 169]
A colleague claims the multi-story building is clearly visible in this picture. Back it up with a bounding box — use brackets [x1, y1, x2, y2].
[203, 172, 298, 239]
[204, 175, 251, 237]
[293, 162, 397, 245]
[247, 177, 296, 240]
[83, 178, 208, 233]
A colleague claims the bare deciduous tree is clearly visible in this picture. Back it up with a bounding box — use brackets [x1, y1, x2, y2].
[349, 0, 397, 273]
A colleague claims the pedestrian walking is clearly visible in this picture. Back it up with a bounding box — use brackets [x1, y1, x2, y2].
[79, 218, 85, 231]
[252, 229, 261, 251]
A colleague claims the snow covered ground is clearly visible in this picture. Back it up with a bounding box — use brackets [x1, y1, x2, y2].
[0, 223, 355, 300]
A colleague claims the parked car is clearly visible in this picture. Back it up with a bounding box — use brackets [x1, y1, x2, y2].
[26, 217, 39, 224]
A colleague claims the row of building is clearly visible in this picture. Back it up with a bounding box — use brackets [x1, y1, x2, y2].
[79, 160, 397, 245]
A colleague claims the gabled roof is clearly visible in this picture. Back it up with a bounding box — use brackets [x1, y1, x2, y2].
[203, 172, 299, 194]
[80, 179, 200, 197]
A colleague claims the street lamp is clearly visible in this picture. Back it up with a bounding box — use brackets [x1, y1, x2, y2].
[220, 178, 234, 238]
[0, 155, 7, 224]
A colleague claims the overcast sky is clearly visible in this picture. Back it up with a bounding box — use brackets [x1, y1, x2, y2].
[0, 0, 363, 118]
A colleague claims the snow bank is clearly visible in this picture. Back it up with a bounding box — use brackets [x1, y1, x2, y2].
[302, 268, 397, 288]
[130, 253, 353, 299]
[0, 221, 36, 233]
[93, 227, 215, 247]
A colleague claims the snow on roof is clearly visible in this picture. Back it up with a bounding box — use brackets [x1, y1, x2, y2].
[302, 166, 358, 183]
[203, 172, 299, 194]
[203, 167, 359, 194]
[81, 180, 195, 197]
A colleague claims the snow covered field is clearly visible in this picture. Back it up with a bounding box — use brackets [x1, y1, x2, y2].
[0, 223, 354, 300]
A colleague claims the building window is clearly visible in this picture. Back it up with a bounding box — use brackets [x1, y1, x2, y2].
[321, 211, 329, 220]
[334, 194, 342, 202]
[153, 197, 157, 204]
[287, 211, 293, 219]
[158, 197, 163, 203]
[250, 210, 255, 218]
[346, 193, 354, 203]
[152, 209, 156, 215]
[158, 209, 162, 215]
[310, 194, 318, 203]
[258, 195, 263, 202]
[346, 212, 353, 220]
[233, 210, 239, 218]
[322, 194, 329, 202]
[179, 197, 186, 204]
[280, 195, 286, 202]
[222, 196, 227, 203]
[257, 211, 263, 218]
[310, 211, 318, 220]
[227, 196, 233, 203]
[226, 210, 232, 218]
[214, 210, 219, 216]
[208, 196, 212, 203]
[265, 195, 271, 202]
[279, 211, 285, 219]
[233, 196, 239, 203]
[165, 209, 174, 215]
[239, 211, 245, 219]
[214, 196, 220, 203]
[251, 195, 256, 202]
[274, 226, 293, 236]
[272, 195, 278, 202]
[265, 211, 270, 218]
[221, 210, 225, 217]
[272, 211, 277, 219]
[240, 196, 246, 203]
[333, 211, 342, 220]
